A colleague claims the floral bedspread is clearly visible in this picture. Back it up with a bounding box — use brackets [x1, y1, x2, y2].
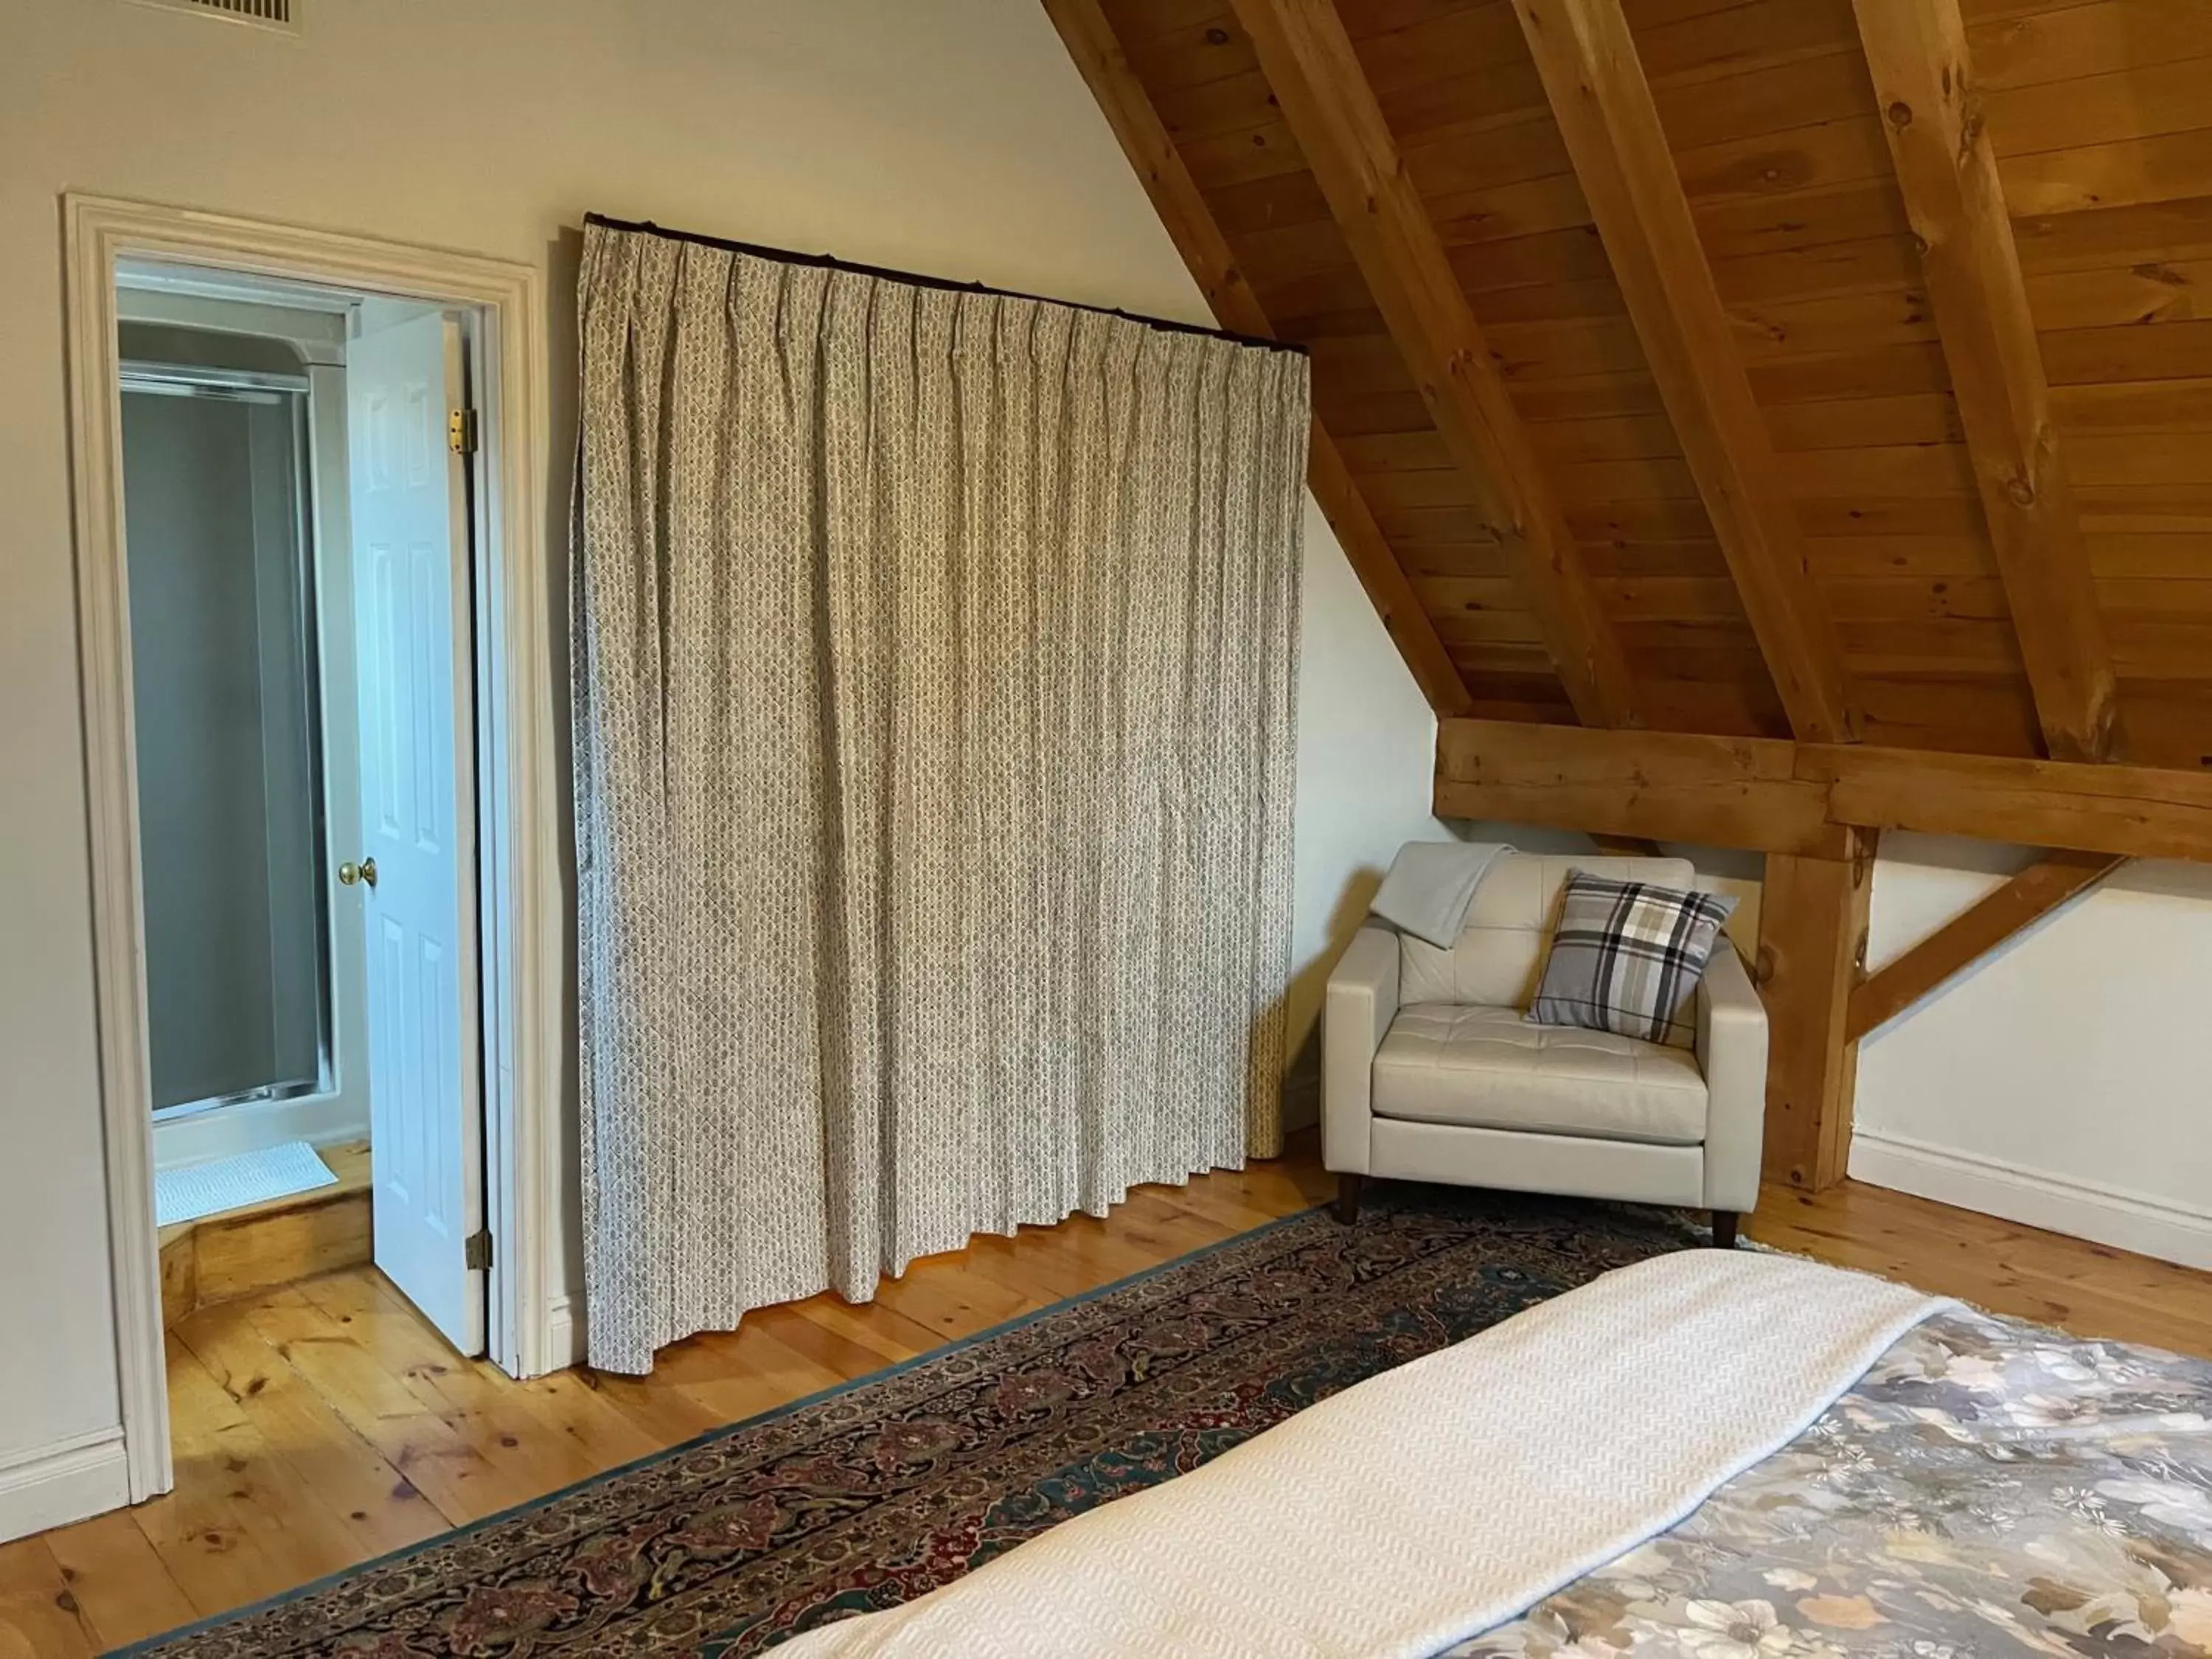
[1447, 1307, 2212, 1658]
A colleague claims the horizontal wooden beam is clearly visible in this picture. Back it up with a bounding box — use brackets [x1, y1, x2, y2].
[1435, 721, 1851, 856]
[1037, 0, 1474, 717]
[1436, 718, 2212, 861]
[1846, 851, 2124, 1040]
[1804, 747, 2211, 862]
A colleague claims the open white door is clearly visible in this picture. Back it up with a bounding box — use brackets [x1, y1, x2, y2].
[346, 310, 485, 1355]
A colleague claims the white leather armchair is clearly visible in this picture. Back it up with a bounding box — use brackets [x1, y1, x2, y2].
[1324, 853, 1768, 1245]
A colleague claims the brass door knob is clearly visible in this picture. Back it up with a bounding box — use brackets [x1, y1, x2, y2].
[338, 856, 378, 889]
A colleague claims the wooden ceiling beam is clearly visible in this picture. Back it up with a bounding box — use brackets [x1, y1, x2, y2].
[1037, 0, 1475, 717]
[1436, 720, 1849, 856]
[1304, 429, 1477, 717]
[1851, 0, 2121, 764]
[1510, 0, 1859, 745]
[1436, 717, 2212, 861]
[1806, 746, 2197, 861]
[1223, 0, 1646, 731]
[1846, 850, 2124, 1041]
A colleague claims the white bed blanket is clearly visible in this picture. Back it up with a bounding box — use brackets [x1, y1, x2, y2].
[775, 1249, 1948, 1659]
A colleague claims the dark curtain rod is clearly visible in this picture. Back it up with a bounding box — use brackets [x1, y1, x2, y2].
[582, 212, 1305, 358]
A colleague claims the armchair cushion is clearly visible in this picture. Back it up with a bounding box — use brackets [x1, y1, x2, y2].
[1372, 1004, 1708, 1146]
[1527, 872, 1739, 1048]
[1399, 853, 1696, 1008]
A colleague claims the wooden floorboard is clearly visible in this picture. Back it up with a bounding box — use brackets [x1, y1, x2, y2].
[1745, 1176, 2212, 1355]
[159, 1140, 375, 1329]
[9, 1133, 2208, 1648]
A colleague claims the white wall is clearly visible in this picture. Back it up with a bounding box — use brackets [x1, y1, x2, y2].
[1852, 835, 2212, 1270]
[0, 0, 1440, 1531]
[1284, 498, 1453, 1097]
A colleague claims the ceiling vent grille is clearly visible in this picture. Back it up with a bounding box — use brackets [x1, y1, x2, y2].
[132, 0, 298, 32]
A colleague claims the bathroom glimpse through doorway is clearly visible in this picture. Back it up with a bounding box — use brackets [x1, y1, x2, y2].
[63, 196, 563, 1515]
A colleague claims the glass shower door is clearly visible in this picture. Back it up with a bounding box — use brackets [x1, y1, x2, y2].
[119, 366, 333, 1116]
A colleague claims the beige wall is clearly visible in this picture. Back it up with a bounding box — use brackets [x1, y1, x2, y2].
[0, 0, 1437, 1516]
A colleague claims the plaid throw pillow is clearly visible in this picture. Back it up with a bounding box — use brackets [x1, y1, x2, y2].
[1527, 872, 1740, 1049]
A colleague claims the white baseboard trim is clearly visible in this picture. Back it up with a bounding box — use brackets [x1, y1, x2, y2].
[544, 1290, 587, 1371]
[0, 1427, 131, 1544]
[1849, 1128, 2212, 1272]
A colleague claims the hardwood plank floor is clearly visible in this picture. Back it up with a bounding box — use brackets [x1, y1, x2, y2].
[10, 1135, 2208, 1652]
[1746, 1177, 2212, 1356]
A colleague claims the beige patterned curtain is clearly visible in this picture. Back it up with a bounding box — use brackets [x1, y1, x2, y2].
[571, 220, 1309, 1373]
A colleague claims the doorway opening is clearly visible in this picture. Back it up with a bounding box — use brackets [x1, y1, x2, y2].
[65, 196, 562, 1512]
[118, 265, 488, 1358]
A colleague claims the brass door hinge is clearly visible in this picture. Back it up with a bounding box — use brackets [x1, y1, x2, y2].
[448, 407, 479, 456]
[465, 1228, 493, 1270]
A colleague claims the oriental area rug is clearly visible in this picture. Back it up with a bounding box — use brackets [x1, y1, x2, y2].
[120, 1188, 1702, 1658]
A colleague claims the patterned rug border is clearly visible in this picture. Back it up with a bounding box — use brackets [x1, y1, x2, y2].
[108, 1200, 1325, 1658]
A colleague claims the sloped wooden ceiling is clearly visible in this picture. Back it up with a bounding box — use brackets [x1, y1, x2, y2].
[1048, 0, 2212, 771]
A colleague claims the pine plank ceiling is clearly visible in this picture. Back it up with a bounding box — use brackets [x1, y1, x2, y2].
[1052, 0, 2212, 771]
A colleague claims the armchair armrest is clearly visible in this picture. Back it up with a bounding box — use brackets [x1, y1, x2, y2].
[1322, 925, 1399, 1177]
[1696, 939, 1769, 1213]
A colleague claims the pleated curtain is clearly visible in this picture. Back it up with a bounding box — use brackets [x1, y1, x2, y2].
[571, 220, 1309, 1373]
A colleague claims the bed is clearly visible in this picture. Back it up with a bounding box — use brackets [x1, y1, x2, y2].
[776, 1251, 2212, 1658]
[1449, 1302, 2212, 1658]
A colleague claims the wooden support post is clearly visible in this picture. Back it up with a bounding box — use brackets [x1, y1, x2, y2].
[1757, 832, 1876, 1191]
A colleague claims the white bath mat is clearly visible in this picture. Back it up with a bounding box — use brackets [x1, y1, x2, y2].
[156, 1140, 338, 1227]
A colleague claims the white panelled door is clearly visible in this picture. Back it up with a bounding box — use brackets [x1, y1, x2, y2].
[346, 310, 485, 1355]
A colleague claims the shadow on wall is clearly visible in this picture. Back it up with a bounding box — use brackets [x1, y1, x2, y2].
[1281, 863, 1394, 1132]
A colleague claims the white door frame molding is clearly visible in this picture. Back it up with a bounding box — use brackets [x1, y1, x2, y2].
[61, 193, 563, 1504]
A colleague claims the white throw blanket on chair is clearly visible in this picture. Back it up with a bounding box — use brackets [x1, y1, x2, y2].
[1368, 840, 1515, 949]
[777, 1251, 1947, 1659]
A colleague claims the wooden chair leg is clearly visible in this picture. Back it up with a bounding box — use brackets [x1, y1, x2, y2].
[1711, 1209, 1739, 1250]
[1332, 1172, 1364, 1225]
